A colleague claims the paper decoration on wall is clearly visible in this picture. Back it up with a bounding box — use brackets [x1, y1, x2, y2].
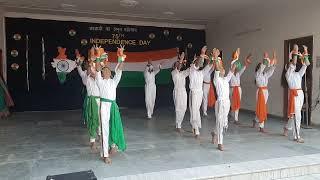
[149, 33, 155, 39]
[81, 39, 88, 46]
[13, 34, 21, 41]
[68, 29, 76, 36]
[51, 47, 77, 84]
[11, 63, 19, 70]
[187, 43, 193, 49]
[176, 35, 182, 41]
[163, 30, 169, 36]
[10, 50, 18, 57]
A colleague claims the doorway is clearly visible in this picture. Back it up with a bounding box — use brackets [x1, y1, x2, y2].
[283, 36, 313, 125]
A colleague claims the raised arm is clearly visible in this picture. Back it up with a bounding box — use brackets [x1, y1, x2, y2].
[114, 63, 123, 86]
[182, 68, 190, 77]
[154, 64, 161, 75]
[239, 66, 246, 76]
[77, 66, 86, 80]
[265, 65, 276, 79]
[202, 64, 213, 75]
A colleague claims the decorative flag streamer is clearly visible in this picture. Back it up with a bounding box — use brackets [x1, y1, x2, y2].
[26, 35, 30, 92]
[41, 37, 46, 80]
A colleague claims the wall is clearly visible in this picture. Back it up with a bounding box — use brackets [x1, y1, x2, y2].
[206, 1, 320, 124]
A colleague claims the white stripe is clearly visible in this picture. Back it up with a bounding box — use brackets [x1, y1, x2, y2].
[109, 56, 178, 71]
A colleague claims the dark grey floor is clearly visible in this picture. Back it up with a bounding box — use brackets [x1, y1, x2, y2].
[0, 107, 320, 180]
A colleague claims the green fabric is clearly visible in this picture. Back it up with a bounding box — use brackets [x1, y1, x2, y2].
[118, 69, 172, 87]
[100, 98, 127, 151]
[82, 94, 88, 124]
[84, 95, 100, 139]
[234, 61, 243, 71]
[0, 86, 6, 112]
[57, 72, 67, 84]
[118, 56, 124, 62]
[304, 55, 310, 64]
[263, 58, 269, 66]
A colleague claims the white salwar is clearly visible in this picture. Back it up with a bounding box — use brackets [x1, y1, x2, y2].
[77, 66, 101, 143]
[96, 65, 122, 158]
[171, 68, 190, 128]
[254, 64, 275, 128]
[230, 66, 246, 122]
[202, 68, 214, 116]
[144, 65, 160, 118]
[285, 64, 307, 139]
[213, 70, 232, 145]
[189, 63, 212, 135]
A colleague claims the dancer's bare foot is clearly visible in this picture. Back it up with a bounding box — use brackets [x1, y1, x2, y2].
[259, 128, 267, 133]
[176, 128, 184, 133]
[109, 147, 118, 155]
[104, 157, 112, 164]
[218, 144, 224, 151]
[211, 132, 217, 144]
[90, 142, 98, 153]
[192, 128, 195, 135]
[194, 134, 200, 139]
[296, 138, 304, 143]
[283, 128, 288, 137]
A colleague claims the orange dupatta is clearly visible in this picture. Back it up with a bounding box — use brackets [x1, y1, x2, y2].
[231, 86, 241, 112]
[256, 87, 268, 123]
[208, 82, 216, 107]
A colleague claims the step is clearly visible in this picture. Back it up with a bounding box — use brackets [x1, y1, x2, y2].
[103, 153, 320, 180]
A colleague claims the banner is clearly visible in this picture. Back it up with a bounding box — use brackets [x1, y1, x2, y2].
[5, 17, 205, 111]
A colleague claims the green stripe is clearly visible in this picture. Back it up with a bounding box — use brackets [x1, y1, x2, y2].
[118, 69, 172, 87]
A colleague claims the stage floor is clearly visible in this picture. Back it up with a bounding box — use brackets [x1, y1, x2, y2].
[0, 108, 320, 180]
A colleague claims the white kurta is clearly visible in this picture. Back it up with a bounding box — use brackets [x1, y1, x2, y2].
[230, 66, 246, 122]
[255, 64, 276, 128]
[144, 66, 160, 118]
[171, 68, 190, 128]
[202, 68, 214, 115]
[189, 63, 212, 135]
[285, 64, 307, 139]
[96, 67, 122, 158]
[214, 70, 232, 145]
[77, 66, 101, 142]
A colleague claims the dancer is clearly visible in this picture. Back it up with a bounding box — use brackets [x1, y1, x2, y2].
[144, 60, 161, 119]
[75, 49, 101, 151]
[211, 58, 236, 151]
[171, 52, 189, 133]
[0, 75, 14, 119]
[189, 46, 213, 138]
[253, 51, 277, 132]
[95, 48, 126, 164]
[284, 44, 310, 143]
[201, 49, 218, 116]
[230, 49, 252, 124]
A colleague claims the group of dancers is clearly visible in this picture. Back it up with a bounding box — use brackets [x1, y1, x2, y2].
[77, 43, 310, 164]
[143, 45, 310, 151]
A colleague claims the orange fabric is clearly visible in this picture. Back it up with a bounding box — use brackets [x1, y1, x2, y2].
[208, 82, 216, 107]
[256, 87, 268, 123]
[108, 48, 177, 62]
[287, 89, 301, 118]
[231, 86, 241, 112]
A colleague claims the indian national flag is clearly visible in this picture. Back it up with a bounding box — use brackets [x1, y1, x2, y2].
[108, 48, 178, 87]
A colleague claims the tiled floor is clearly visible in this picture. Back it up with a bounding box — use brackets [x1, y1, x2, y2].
[0, 107, 320, 180]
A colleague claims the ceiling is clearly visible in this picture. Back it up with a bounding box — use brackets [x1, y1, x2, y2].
[0, 0, 307, 24]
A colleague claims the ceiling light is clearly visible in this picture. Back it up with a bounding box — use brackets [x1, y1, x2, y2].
[163, 11, 174, 15]
[120, 0, 139, 7]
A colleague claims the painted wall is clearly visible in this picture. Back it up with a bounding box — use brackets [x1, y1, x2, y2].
[206, 1, 320, 124]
